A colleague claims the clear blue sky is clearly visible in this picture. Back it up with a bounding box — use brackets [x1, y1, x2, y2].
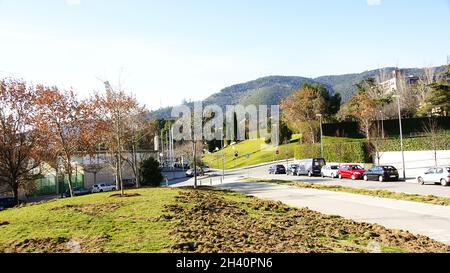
[0, 0, 449, 109]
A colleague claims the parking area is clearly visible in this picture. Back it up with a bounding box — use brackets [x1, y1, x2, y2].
[217, 163, 450, 198]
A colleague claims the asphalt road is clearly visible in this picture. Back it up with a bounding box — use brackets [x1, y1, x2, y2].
[216, 163, 450, 198]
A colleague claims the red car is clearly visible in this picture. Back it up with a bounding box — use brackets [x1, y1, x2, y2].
[338, 164, 366, 180]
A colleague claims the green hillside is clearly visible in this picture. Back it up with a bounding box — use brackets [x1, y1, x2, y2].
[148, 65, 446, 119]
[203, 135, 301, 170]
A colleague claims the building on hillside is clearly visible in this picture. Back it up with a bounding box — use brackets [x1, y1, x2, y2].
[379, 69, 419, 95]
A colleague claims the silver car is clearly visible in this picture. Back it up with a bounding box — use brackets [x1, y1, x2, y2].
[417, 167, 450, 186]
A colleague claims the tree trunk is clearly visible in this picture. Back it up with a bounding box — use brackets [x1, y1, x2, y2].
[67, 163, 74, 198]
[133, 143, 140, 188]
[12, 180, 19, 205]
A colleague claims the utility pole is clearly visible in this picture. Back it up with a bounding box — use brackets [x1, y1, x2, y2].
[316, 114, 324, 158]
[394, 95, 406, 180]
[193, 140, 197, 188]
[285, 139, 289, 175]
[220, 127, 225, 180]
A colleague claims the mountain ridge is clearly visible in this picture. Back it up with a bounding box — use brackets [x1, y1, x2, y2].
[148, 65, 447, 119]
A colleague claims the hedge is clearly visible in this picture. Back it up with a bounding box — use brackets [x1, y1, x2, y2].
[294, 134, 450, 164]
[294, 142, 369, 163]
[377, 135, 450, 152]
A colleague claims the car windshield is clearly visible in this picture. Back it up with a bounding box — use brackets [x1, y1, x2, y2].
[330, 166, 339, 170]
[349, 165, 363, 170]
[382, 166, 396, 171]
[314, 159, 326, 167]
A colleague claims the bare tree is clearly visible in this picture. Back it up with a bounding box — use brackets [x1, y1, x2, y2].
[423, 118, 443, 167]
[121, 110, 156, 188]
[414, 66, 436, 115]
[368, 122, 386, 165]
[92, 81, 141, 195]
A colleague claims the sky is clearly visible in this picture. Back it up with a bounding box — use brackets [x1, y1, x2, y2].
[0, 0, 449, 110]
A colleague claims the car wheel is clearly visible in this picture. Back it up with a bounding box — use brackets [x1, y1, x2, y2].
[330, 173, 334, 179]
[418, 177, 425, 185]
[441, 179, 448, 187]
[308, 172, 312, 177]
[363, 175, 368, 181]
[351, 174, 356, 180]
[338, 174, 343, 180]
[379, 176, 384, 182]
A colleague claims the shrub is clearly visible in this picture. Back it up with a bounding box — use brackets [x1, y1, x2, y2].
[377, 135, 450, 152]
[294, 141, 369, 163]
[140, 158, 163, 187]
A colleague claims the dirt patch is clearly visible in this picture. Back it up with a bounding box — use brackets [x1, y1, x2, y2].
[0, 221, 10, 226]
[13, 237, 70, 253]
[110, 193, 142, 198]
[66, 235, 112, 253]
[52, 202, 123, 216]
[163, 189, 450, 253]
[8, 234, 112, 253]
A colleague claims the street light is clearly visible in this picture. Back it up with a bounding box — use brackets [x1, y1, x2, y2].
[393, 95, 406, 180]
[218, 127, 225, 180]
[316, 114, 324, 159]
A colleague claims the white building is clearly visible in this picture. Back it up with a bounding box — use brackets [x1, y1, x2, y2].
[379, 69, 419, 95]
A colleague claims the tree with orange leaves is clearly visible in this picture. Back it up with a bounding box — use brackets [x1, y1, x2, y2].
[0, 79, 47, 202]
[35, 86, 93, 198]
[280, 83, 327, 144]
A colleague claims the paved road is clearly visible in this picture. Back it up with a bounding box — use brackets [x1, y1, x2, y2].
[217, 163, 450, 198]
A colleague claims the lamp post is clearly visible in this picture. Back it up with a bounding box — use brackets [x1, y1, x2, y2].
[316, 114, 324, 158]
[393, 95, 406, 180]
[193, 140, 197, 189]
[216, 127, 225, 180]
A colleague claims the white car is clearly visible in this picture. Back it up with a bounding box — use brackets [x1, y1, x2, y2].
[417, 167, 450, 186]
[321, 165, 340, 178]
[91, 183, 116, 193]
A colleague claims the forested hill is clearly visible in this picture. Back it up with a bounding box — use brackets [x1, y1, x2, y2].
[148, 65, 446, 119]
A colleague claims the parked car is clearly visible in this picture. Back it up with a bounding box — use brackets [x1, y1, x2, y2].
[417, 167, 450, 186]
[185, 168, 200, 177]
[321, 165, 340, 178]
[269, 165, 287, 175]
[201, 166, 211, 173]
[287, 164, 299, 176]
[122, 179, 137, 189]
[91, 183, 116, 193]
[338, 164, 366, 180]
[296, 158, 326, 177]
[0, 197, 24, 211]
[64, 187, 91, 197]
[363, 166, 399, 182]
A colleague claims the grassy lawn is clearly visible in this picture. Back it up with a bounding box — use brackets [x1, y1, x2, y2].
[244, 178, 450, 206]
[1, 187, 448, 253]
[202, 135, 365, 170]
[0, 188, 180, 253]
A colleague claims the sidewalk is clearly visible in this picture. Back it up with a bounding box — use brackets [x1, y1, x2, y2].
[217, 181, 450, 245]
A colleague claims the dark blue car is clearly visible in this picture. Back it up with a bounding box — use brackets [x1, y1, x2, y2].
[0, 197, 23, 211]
